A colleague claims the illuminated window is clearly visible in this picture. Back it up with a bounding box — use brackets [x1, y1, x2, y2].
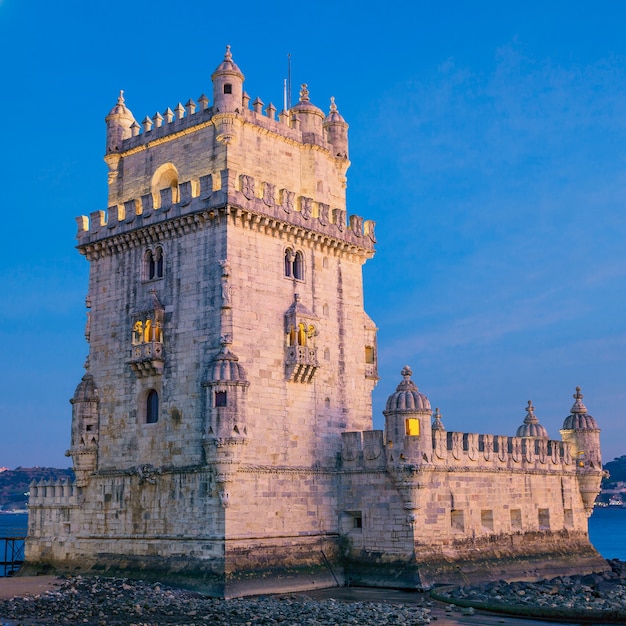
[146, 390, 159, 424]
[405, 418, 420, 436]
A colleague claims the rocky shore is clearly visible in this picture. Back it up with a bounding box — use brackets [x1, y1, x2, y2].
[0, 576, 433, 626]
[5, 563, 626, 625]
[433, 558, 626, 622]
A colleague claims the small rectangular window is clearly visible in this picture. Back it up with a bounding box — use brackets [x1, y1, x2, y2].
[538, 508, 550, 531]
[353, 516, 362, 529]
[224, 84, 232, 94]
[215, 391, 227, 407]
[405, 418, 420, 436]
[481, 509, 494, 532]
[510, 508, 522, 531]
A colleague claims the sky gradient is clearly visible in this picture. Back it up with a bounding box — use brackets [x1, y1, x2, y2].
[1, 1, 625, 468]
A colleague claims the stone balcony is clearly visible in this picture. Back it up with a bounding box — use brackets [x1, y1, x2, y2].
[285, 345, 318, 383]
[129, 341, 164, 377]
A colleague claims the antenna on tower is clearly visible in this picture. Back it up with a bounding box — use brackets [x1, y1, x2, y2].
[287, 53, 292, 110]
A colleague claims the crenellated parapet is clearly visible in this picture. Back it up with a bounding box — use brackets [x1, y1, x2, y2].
[28, 479, 78, 507]
[76, 169, 375, 260]
[341, 428, 576, 474]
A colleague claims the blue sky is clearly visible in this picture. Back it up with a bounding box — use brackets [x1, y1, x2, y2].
[1, 1, 625, 468]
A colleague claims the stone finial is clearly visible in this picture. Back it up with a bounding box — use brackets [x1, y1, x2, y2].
[516, 399, 548, 438]
[571, 386, 588, 414]
[524, 400, 539, 424]
[266, 102, 276, 120]
[242, 91, 251, 109]
[330, 96, 337, 112]
[432, 408, 446, 431]
[401, 365, 412, 379]
[224, 44, 232, 61]
[198, 94, 209, 110]
[164, 107, 174, 123]
[174, 102, 185, 120]
[152, 111, 164, 128]
[253, 97, 264, 114]
[142, 116, 153, 132]
[185, 99, 196, 116]
[130, 121, 140, 137]
[117, 89, 125, 105]
[299, 84, 310, 102]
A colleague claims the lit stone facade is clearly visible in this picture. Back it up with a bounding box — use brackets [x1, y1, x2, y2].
[25, 48, 606, 595]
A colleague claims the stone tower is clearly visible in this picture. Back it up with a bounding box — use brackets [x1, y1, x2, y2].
[27, 47, 378, 596]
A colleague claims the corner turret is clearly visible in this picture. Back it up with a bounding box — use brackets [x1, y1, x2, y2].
[291, 84, 325, 141]
[560, 387, 603, 516]
[324, 97, 349, 159]
[383, 366, 433, 464]
[105, 90, 136, 154]
[212, 45, 244, 113]
[66, 372, 100, 487]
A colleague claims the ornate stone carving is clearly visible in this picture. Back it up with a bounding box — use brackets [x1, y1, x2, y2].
[280, 189, 295, 213]
[263, 182, 276, 207]
[240, 174, 255, 200]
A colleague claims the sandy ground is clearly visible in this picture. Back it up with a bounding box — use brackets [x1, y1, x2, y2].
[0, 576, 59, 600]
[0, 577, 582, 626]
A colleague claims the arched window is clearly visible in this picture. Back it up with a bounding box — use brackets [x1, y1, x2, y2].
[297, 323, 307, 346]
[146, 390, 159, 423]
[284, 248, 304, 281]
[293, 251, 304, 280]
[284, 248, 293, 277]
[144, 247, 164, 281]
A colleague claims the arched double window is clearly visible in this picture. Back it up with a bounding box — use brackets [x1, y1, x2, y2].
[146, 389, 159, 423]
[284, 248, 304, 280]
[144, 247, 164, 280]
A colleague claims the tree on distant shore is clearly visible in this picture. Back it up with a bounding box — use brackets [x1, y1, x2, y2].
[602, 456, 626, 488]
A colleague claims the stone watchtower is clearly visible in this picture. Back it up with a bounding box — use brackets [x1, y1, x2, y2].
[26, 47, 378, 596]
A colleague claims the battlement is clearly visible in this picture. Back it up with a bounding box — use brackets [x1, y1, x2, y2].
[28, 478, 77, 507]
[111, 93, 333, 157]
[76, 168, 376, 257]
[341, 428, 577, 473]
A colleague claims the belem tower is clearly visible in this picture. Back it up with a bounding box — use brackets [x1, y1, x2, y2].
[25, 47, 607, 597]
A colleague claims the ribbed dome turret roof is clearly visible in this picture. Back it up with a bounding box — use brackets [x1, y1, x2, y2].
[106, 91, 135, 121]
[212, 45, 244, 79]
[324, 97, 346, 124]
[384, 366, 431, 413]
[71, 373, 99, 403]
[562, 387, 599, 430]
[291, 84, 324, 117]
[516, 400, 548, 438]
[207, 346, 248, 383]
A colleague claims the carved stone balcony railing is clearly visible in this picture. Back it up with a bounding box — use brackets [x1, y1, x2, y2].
[129, 341, 164, 377]
[365, 363, 379, 380]
[285, 345, 319, 383]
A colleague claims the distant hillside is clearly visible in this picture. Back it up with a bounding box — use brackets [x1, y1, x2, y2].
[0, 467, 74, 511]
[602, 455, 626, 487]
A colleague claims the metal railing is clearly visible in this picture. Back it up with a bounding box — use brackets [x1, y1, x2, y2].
[1, 530, 26, 577]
